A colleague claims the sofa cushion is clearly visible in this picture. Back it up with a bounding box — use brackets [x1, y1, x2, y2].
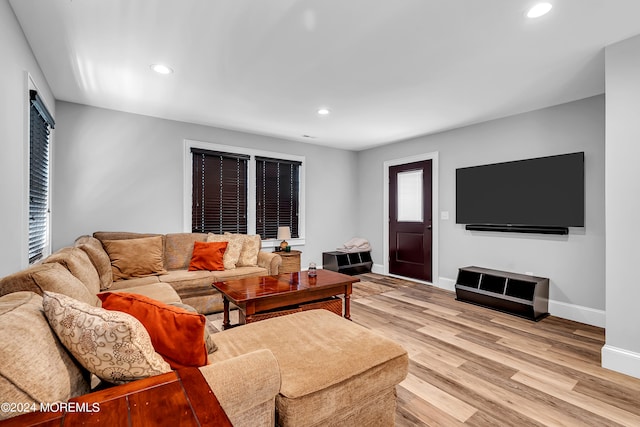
[188, 241, 228, 271]
[0, 292, 90, 420]
[98, 292, 210, 369]
[207, 233, 244, 269]
[208, 309, 408, 425]
[225, 233, 262, 267]
[43, 291, 171, 385]
[181, 294, 225, 315]
[164, 233, 208, 270]
[158, 270, 216, 291]
[0, 262, 99, 306]
[44, 247, 101, 295]
[102, 236, 167, 281]
[75, 235, 113, 290]
[108, 276, 161, 290]
[105, 282, 181, 305]
[210, 266, 269, 282]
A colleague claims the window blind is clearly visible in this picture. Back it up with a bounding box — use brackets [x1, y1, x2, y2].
[29, 90, 54, 263]
[191, 149, 249, 234]
[256, 157, 301, 239]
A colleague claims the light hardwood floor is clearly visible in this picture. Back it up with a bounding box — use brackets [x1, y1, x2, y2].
[351, 273, 640, 427]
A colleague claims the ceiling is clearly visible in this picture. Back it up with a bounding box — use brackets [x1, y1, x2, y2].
[10, 1, 640, 151]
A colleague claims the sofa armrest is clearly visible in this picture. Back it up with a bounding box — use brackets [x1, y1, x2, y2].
[257, 251, 282, 275]
[199, 349, 280, 425]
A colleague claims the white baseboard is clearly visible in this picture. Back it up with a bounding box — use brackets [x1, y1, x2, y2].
[436, 276, 456, 292]
[371, 263, 385, 274]
[548, 300, 605, 327]
[602, 345, 640, 380]
[369, 272, 605, 328]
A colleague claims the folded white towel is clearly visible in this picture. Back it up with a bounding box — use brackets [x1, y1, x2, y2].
[337, 237, 370, 253]
[336, 244, 371, 253]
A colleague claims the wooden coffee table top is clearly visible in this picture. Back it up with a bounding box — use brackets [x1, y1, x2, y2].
[0, 368, 231, 427]
[213, 269, 358, 303]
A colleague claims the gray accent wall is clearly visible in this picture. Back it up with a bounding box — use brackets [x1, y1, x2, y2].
[0, 2, 55, 277]
[52, 101, 359, 270]
[357, 95, 605, 317]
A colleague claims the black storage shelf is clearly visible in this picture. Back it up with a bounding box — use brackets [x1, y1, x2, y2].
[322, 251, 373, 276]
[454, 266, 549, 321]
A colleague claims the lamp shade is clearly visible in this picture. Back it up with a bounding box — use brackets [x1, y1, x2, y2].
[277, 226, 291, 240]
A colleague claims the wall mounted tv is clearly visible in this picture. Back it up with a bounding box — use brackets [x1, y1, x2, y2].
[456, 152, 584, 235]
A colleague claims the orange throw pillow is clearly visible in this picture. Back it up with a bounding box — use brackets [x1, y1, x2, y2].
[98, 292, 208, 369]
[188, 241, 228, 271]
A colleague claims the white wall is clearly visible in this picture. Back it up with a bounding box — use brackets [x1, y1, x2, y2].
[0, 1, 55, 277]
[603, 34, 640, 379]
[357, 96, 605, 326]
[52, 101, 359, 270]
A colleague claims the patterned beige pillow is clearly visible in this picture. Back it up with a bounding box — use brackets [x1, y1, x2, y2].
[206, 233, 243, 270]
[225, 233, 261, 267]
[0, 292, 89, 420]
[42, 291, 171, 385]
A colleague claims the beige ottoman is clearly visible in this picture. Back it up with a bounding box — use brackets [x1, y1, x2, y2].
[208, 309, 408, 426]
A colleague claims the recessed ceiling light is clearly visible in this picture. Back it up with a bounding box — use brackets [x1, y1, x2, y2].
[527, 3, 552, 18]
[317, 108, 330, 116]
[150, 64, 173, 75]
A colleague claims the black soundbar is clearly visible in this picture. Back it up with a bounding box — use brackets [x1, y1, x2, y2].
[465, 224, 569, 235]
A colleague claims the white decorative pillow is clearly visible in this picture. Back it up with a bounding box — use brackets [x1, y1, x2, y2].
[225, 233, 261, 267]
[42, 291, 171, 385]
[206, 233, 243, 269]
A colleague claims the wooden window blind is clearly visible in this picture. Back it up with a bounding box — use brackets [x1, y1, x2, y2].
[191, 149, 249, 234]
[256, 157, 301, 239]
[29, 90, 55, 263]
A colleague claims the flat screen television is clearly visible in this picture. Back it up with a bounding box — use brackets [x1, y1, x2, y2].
[456, 152, 584, 234]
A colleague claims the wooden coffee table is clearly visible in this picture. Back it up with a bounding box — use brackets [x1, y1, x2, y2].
[212, 269, 359, 329]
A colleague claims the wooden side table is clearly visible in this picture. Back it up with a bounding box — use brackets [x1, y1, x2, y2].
[277, 250, 301, 273]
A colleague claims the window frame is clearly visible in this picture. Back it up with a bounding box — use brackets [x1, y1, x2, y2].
[25, 74, 54, 266]
[183, 139, 305, 248]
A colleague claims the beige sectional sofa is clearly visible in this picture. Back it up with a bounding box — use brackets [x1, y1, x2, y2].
[0, 231, 409, 426]
[89, 231, 282, 313]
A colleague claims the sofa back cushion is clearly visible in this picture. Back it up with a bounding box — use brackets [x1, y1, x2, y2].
[164, 233, 208, 270]
[0, 292, 90, 420]
[93, 231, 162, 242]
[0, 263, 99, 306]
[75, 235, 113, 290]
[101, 236, 167, 281]
[44, 247, 101, 295]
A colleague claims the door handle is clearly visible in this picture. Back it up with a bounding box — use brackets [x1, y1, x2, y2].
[427, 225, 432, 230]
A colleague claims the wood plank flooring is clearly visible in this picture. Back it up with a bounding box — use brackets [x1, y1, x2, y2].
[351, 273, 640, 427]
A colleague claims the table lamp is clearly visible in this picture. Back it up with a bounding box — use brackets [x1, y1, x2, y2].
[277, 226, 291, 251]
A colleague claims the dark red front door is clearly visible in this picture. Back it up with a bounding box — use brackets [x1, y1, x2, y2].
[389, 160, 432, 282]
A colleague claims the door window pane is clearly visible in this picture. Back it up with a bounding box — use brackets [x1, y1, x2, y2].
[397, 170, 423, 222]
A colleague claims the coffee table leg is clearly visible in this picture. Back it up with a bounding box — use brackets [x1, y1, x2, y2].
[222, 297, 230, 330]
[345, 284, 352, 320]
